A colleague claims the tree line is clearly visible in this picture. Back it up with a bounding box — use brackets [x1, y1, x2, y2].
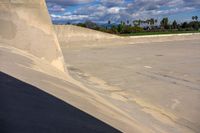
[75, 16, 199, 34]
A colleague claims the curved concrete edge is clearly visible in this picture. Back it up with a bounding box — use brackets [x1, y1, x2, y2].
[128, 33, 200, 38]
[0, 71, 121, 133]
[0, 44, 147, 133]
[54, 25, 117, 42]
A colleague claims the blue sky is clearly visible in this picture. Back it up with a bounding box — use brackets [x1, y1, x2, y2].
[46, 0, 200, 24]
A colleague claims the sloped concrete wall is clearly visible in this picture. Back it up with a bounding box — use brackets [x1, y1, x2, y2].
[54, 25, 117, 44]
[0, 0, 66, 72]
[54, 25, 200, 48]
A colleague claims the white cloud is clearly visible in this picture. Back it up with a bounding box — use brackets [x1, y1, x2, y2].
[46, 0, 200, 23]
[46, 0, 94, 6]
[51, 14, 89, 21]
[108, 7, 126, 14]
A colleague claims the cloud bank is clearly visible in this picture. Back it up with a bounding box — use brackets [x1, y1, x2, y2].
[46, 0, 200, 23]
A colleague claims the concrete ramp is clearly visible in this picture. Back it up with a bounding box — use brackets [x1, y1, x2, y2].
[54, 25, 118, 48]
[0, 0, 66, 72]
[54, 25, 200, 48]
[54, 25, 116, 41]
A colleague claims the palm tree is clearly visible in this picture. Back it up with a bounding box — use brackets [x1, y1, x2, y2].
[160, 17, 169, 29]
[133, 20, 142, 27]
[127, 20, 130, 25]
[133, 20, 138, 26]
[195, 16, 198, 21]
[145, 19, 149, 25]
[172, 20, 178, 29]
[121, 21, 125, 25]
[192, 16, 195, 21]
[145, 19, 152, 29]
[138, 19, 142, 26]
[150, 18, 155, 27]
[154, 19, 158, 25]
[108, 20, 111, 25]
[192, 16, 198, 21]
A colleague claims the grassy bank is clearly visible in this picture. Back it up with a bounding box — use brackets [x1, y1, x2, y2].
[120, 31, 200, 36]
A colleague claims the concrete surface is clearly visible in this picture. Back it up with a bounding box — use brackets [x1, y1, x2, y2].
[63, 39, 200, 133]
[54, 25, 116, 43]
[1, 0, 200, 133]
[54, 25, 200, 49]
[0, 37, 149, 133]
[0, 72, 120, 133]
[0, 0, 66, 72]
[0, 1, 153, 133]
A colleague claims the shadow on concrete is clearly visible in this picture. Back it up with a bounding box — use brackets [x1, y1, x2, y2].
[0, 72, 120, 133]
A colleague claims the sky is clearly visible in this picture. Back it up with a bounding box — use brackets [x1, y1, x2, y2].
[46, 0, 200, 24]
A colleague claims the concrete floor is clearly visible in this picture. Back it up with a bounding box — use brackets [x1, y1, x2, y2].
[63, 39, 200, 133]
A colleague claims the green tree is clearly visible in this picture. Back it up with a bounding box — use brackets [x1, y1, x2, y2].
[189, 21, 199, 30]
[154, 19, 158, 25]
[160, 17, 169, 29]
[132, 26, 144, 32]
[127, 20, 130, 25]
[149, 18, 156, 28]
[117, 23, 124, 33]
[107, 20, 111, 30]
[108, 20, 111, 25]
[133, 20, 142, 27]
[84, 20, 98, 29]
[172, 20, 178, 29]
[181, 22, 188, 29]
[110, 25, 118, 34]
[123, 25, 132, 33]
[121, 21, 125, 25]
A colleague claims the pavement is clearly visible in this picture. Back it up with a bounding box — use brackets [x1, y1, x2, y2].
[0, 72, 120, 133]
[62, 39, 200, 133]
